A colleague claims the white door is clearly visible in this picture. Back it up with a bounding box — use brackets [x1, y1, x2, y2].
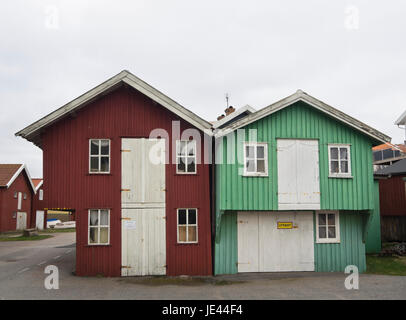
[16, 212, 27, 230]
[36, 210, 44, 230]
[121, 138, 166, 276]
[237, 212, 314, 272]
[277, 139, 320, 210]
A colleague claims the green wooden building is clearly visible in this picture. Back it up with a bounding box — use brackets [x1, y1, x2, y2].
[214, 90, 389, 274]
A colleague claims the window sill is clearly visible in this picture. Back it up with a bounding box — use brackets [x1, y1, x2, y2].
[176, 242, 199, 246]
[328, 174, 353, 179]
[87, 173, 112, 176]
[316, 240, 341, 244]
[85, 244, 111, 247]
[174, 173, 199, 176]
[243, 174, 269, 177]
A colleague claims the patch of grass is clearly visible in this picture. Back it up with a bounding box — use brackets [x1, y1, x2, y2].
[120, 276, 243, 286]
[0, 235, 53, 242]
[41, 228, 76, 233]
[366, 255, 406, 276]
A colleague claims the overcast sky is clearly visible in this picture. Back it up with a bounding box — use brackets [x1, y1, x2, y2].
[1, 1, 405, 178]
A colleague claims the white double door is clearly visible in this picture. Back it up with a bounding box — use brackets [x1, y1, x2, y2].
[237, 211, 314, 272]
[121, 138, 166, 276]
[16, 212, 27, 230]
[277, 139, 320, 210]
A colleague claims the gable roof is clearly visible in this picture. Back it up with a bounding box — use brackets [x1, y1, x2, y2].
[15, 70, 213, 147]
[0, 164, 36, 193]
[375, 158, 406, 176]
[214, 90, 391, 144]
[32, 178, 43, 191]
[212, 105, 256, 129]
[395, 110, 406, 126]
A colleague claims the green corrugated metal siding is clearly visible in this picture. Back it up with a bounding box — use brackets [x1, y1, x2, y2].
[214, 212, 237, 275]
[365, 180, 382, 253]
[217, 101, 375, 213]
[314, 212, 366, 272]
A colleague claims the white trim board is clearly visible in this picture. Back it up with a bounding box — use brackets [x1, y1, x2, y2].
[16, 70, 213, 147]
[5, 164, 36, 194]
[215, 90, 391, 144]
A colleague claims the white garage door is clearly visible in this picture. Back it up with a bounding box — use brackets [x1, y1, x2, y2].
[277, 139, 320, 210]
[237, 212, 315, 272]
[121, 138, 166, 276]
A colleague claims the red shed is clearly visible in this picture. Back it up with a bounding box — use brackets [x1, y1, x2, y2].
[375, 158, 406, 241]
[0, 164, 35, 232]
[16, 70, 213, 276]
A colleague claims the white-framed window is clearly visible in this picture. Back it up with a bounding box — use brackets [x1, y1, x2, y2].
[89, 139, 110, 173]
[23, 193, 27, 200]
[39, 189, 44, 201]
[88, 209, 110, 245]
[316, 211, 340, 243]
[243, 142, 268, 176]
[13, 191, 17, 199]
[177, 208, 198, 243]
[176, 140, 197, 174]
[328, 144, 351, 178]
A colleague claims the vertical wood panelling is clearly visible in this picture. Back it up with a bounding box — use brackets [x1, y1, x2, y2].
[42, 86, 212, 276]
[379, 175, 406, 216]
[214, 212, 237, 275]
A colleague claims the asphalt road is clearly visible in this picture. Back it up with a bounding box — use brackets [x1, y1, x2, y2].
[0, 233, 405, 300]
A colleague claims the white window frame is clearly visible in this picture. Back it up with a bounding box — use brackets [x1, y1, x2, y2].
[17, 192, 22, 210]
[176, 208, 198, 244]
[316, 211, 340, 243]
[89, 139, 111, 174]
[328, 144, 352, 178]
[243, 142, 268, 177]
[176, 140, 197, 174]
[88, 209, 110, 245]
[39, 189, 44, 201]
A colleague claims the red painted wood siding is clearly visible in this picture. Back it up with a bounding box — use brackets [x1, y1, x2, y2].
[379, 175, 406, 216]
[0, 172, 33, 232]
[41, 85, 212, 276]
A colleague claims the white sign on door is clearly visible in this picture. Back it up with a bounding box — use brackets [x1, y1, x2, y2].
[124, 221, 136, 230]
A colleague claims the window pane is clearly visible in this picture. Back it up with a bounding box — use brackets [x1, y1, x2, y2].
[178, 210, 187, 224]
[100, 210, 109, 226]
[100, 157, 109, 172]
[100, 140, 109, 155]
[340, 161, 348, 173]
[328, 214, 335, 226]
[178, 226, 186, 242]
[90, 140, 99, 155]
[257, 160, 265, 173]
[318, 214, 326, 225]
[188, 209, 196, 224]
[187, 141, 195, 156]
[188, 226, 197, 242]
[246, 160, 255, 172]
[246, 146, 254, 158]
[328, 226, 336, 238]
[89, 227, 98, 243]
[319, 226, 326, 238]
[340, 147, 348, 160]
[257, 146, 265, 158]
[330, 160, 339, 173]
[177, 141, 186, 156]
[89, 210, 99, 226]
[187, 158, 196, 173]
[99, 227, 109, 244]
[177, 157, 186, 172]
[90, 157, 99, 172]
[330, 147, 338, 160]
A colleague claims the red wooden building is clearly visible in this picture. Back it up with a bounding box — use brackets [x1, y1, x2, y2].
[0, 164, 36, 232]
[16, 70, 213, 276]
[375, 158, 406, 241]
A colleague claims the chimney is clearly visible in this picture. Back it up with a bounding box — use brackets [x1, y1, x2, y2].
[217, 114, 225, 121]
[224, 106, 235, 116]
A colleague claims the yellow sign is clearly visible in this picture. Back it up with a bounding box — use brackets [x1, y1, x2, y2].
[277, 222, 293, 229]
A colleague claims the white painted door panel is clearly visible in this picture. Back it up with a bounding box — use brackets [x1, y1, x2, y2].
[237, 212, 259, 272]
[36, 210, 44, 230]
[16, 212, 27, 230]
[121, 138, 166, 276]
[238, 212, 315, 272]
[277, 139, 320, 210]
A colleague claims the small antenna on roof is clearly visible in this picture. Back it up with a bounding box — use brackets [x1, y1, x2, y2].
[225, 93, 229, 108]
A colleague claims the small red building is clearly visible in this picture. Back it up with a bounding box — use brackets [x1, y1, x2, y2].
[0, 164, 36, 232]
[16, 70, 213, 276]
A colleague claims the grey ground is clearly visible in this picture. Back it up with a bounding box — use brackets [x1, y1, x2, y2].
[0, 233, 405, 300]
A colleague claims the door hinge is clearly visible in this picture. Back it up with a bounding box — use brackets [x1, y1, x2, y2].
[121, 189, 131, 192]
[121, 149, 131, 152]
[162, 188, 167, 192]
[121, 217, 131, 220]
[121, 266, 131, 268]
